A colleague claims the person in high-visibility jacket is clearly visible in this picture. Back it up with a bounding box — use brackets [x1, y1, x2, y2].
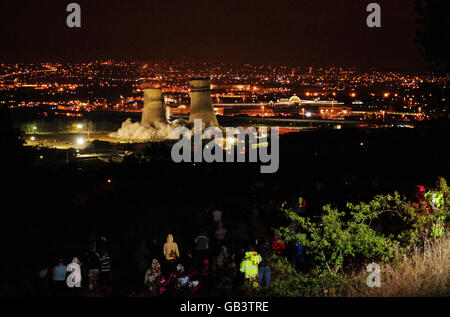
[425, 190, 444, 210]
[240, 246, 262, 288]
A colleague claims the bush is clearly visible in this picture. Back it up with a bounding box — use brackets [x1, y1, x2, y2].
[269, 177, 449, 297]
[276, 204, 399, 274]
[269, 256, 349, 297]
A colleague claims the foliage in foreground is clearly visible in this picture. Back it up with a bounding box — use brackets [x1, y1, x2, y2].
[347, 232, 450, 297]
[268, 177, 449, 297]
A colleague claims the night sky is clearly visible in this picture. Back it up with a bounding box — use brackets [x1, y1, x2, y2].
[0, 0, 426, 71]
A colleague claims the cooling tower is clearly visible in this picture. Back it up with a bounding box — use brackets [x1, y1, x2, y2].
[189, 78, 219, 127]
[141, 88, 167, 126]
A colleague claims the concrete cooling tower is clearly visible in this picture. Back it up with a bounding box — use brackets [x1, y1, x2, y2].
[141, 88, 167, 126]
[188, 78, 219, 128]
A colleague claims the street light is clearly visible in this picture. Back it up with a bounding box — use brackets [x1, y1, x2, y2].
[76, 138, 85, 146]
[77, 123, 89, 141]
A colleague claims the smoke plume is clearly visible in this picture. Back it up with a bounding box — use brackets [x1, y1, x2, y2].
[109, 118, 189, 141]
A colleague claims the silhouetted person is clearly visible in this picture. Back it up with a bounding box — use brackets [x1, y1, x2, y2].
[194, 230, 210, 262]
[84, 249, 100, 292]
[51, 259, 66, 296]
[99, 250, 112, 291]
[256, 237, 273, 288]
[144, 259, 161, 296]
[37, 265, 50, 297]
[135, 240, 150, 275]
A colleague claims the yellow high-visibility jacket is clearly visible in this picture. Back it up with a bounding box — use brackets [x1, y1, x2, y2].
[425, 191, 444, 209]
[240, 251, 262, 278]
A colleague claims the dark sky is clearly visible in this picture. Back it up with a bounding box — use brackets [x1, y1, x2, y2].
[0, 0, 427, 71]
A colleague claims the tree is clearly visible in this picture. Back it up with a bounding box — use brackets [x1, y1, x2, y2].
[415, 0, 450, 74]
